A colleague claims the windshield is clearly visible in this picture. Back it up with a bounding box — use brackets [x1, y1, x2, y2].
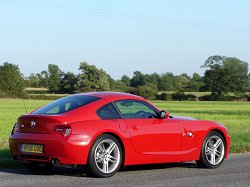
[32, 95, 101, 115]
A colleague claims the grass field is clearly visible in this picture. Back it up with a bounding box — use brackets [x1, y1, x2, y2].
[0, 99, 250, 169]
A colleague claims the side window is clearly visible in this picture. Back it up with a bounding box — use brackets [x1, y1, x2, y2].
[97, 103, 121, 119]
[114, 100, 158, 119]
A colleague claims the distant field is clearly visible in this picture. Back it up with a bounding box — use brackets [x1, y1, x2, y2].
[0, 100, 51, 168]
[158, 91, 211, 97]
[0, 99, 250, 168]
[0, 100, 50, 147]
[159, 91, 250, 97]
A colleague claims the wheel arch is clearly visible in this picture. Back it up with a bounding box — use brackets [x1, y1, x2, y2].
[197, 128, 228, 160]
[196, 128, 228, 168]
[209, 128, 227, 152]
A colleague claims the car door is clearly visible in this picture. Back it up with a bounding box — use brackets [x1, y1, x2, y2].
[114, 100, 181, 155]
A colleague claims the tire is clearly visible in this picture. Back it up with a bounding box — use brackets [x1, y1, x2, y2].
[22, 162, 54, 173]
[87, 134, 122, 178]
[197, 131, 226, 168]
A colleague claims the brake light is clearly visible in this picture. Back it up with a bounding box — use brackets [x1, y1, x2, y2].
[54, 126, 71, 137]
[11, 123, 19, 135]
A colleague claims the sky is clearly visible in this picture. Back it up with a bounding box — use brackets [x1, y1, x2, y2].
[0, 0, 250, 79]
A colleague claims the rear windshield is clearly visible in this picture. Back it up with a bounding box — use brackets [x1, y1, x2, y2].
[32, 95, 101, 115]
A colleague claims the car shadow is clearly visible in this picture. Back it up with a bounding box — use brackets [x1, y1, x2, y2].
[0, 166, 88, 177]
[122, 161, 198, 172]
[0, 161, 199, 178]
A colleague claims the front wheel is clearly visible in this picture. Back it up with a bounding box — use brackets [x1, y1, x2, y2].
[87, 134, 122, 178]
[197, 131, 226, 168]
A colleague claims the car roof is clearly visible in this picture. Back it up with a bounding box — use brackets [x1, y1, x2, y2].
[76, 91, 145, 101]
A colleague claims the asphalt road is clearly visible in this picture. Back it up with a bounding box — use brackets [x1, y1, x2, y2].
[0, 153, 249, 187]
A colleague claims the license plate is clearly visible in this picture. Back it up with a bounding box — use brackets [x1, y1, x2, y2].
[21, 144, 43, 154]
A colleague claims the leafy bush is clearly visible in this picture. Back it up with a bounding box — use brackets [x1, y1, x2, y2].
[185, 94, 197, 101]
[157, 93, 172, 101]
[0, 91, 7, 98]
[171, 92, 195, 101]
[157, 92, 197, 101]
[199, 94, 236, 101]
[134, 86, 157, 99]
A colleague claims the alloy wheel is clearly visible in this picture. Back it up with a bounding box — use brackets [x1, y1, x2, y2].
[204, 135, 225, 165]
[94, 139, 120, 174]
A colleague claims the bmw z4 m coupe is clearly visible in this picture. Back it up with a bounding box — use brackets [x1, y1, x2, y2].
[9, 92, 230, 177]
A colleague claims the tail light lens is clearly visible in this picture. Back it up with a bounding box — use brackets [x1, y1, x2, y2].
[54, 126, 71, 137]
[11, 123, 19, 135]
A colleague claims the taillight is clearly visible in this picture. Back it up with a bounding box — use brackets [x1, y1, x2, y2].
[54, 126, 71, 137]
[11, 123, 19, 135]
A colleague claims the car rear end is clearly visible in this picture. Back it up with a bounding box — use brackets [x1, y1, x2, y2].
[9, 115, 90, 165]
[9, 94, 102, 166]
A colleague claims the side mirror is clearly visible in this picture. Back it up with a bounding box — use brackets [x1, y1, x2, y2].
[159, 110, 169, 119]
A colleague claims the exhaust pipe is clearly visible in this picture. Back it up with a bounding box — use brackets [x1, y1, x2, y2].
[51, 158, 77, 168]
[51, 158, 60, 166]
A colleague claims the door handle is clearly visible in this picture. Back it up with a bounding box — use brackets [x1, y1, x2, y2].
[182, 127, 193, 138]
[183, 131, 193, 137]
[188, 132, 193, 137]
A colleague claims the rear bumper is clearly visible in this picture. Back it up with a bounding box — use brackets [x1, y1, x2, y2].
[9, 133, 91, 165]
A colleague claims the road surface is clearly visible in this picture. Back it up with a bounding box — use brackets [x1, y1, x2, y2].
[0, 153, 249, 187]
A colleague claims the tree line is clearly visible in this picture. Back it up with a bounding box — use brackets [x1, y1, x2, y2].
[0, 55, 249, 100]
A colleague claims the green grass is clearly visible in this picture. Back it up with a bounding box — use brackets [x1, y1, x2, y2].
[0, 99, 250, 169]
[0, 99, 50, 147]
[0, 148, 22, 169]
[0, 99, 50, 169]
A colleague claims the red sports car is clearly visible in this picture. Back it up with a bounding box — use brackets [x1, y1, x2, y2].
[9, 92, 230, 177]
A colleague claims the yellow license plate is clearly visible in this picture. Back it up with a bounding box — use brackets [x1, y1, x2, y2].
[21, 144, 43, 154]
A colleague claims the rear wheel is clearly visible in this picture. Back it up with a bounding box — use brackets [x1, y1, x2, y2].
[22, 162, 54, 173]
[87, 134, 122, 178]
[197, 131, 226, 168]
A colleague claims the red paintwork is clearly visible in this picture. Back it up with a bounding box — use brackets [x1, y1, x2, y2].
[9, 92, 230, 166]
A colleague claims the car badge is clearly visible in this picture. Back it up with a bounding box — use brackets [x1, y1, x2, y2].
[30, 121, 36, 128]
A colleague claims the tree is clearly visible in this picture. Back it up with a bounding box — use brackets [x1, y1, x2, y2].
[106, 74, 118, 91]
[36, 70, 49, 88]
[28, 73, 40, 87]
[145, 73, 160, 90]
[176, 74, 190, 91]
[186, 73, 204, 91]
[78, 62, 109, 91]
[47, 64, 62, 93]
[0, 62, 26, 97]
[135, 85, 157, 99]
[158, 73, 176, 91]
[60, 72, 78, 94]
[202, 55, 249, 98]
[130, 71, 146, 87]
[247, 73, 250, 92]
[120, 75, 131, 86]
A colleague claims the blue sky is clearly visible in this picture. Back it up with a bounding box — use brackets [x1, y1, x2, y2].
[1, 0, 250, 79]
